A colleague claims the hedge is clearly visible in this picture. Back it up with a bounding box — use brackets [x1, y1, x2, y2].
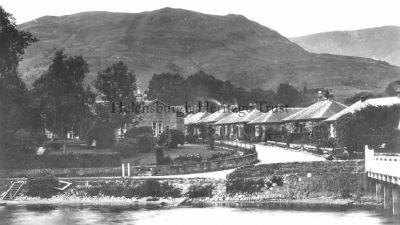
[0, 153, 121, 170]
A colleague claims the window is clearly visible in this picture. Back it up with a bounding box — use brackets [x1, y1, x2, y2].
[157, 121, 163, 135]
[152, 122, 157, 136]
[152, 121, 163, 136]
[255, 125, 259, 137]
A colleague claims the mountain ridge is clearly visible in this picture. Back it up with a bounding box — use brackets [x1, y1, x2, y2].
[18, 8, 400, 100]
[291, 26, 400, 66]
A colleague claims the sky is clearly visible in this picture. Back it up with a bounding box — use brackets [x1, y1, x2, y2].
[1, 0, 400, 37]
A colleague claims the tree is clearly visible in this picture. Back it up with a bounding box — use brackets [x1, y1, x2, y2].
[32, 50, 95, 139]
[94, 62, 137, 139]
[385, 79, 400, 96]
[344, 92, 379, 105]
[0, 6, 37, 152]
[276, 83, 301, 107]
[147, 73, 187, 105]
[95, 61, 136, 103]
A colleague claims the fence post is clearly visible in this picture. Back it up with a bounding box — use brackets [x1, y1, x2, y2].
[127, 163, 131, 177]
[121, 163, 125, 177]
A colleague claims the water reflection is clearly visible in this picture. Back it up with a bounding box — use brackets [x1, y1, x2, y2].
[0, 204, 398, 225]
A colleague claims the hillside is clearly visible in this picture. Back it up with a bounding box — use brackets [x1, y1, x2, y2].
[291, 26, 400, 67]
[18, 8, 400, 98]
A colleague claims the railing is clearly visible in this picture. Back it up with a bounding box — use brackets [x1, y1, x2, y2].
[365, 146, 400, 183]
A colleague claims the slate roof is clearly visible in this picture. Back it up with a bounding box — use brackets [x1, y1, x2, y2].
[197, 110, 232, 124]
[325, 96, 400, 122]
[184, 112, 210, 125]
[214, 109, 261, 125]
[249, 108, 304, 124]
[283, 100, 347, 122]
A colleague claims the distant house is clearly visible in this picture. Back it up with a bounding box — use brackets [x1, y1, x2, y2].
[282, 98, 347, 136]
[136, 99, 185, 137]
[214, 109, 262, 139]
[248, 108, 303, 141]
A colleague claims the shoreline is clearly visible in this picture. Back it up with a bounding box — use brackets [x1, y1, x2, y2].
[3, 195, 378, 210]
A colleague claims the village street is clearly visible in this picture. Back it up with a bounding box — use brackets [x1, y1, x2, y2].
[127, 143, 325, 179]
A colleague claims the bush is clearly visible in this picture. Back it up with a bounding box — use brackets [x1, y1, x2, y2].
[270, 175, 284, 186]
[226, 178, 264, 194]
[25, 169, 59, 198]
[136, 134, 154, 153]
[0, 153, 121, 170]
[155, 147, 172, 165]
[87, 126, 115, 148]
[158, 129, 185, 148]
[187, 184, 214, 198]
[113, 138, 137, 157]
[124, 126, 153, 139]
[174, 154, 202, 164]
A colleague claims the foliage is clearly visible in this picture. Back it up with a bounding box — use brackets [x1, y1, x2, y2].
[187, 184, 214, 198]
[94, 62, 137, 130]
[82, 180, 181, 198]
[385, 79, 400, 96]
[226, 178, 265, 194]
[87, 124, 115, 148]
[113, 138, 137, 157]
[209, 152, 234, 161]
[158, 129, 185, 148]
[309, 123, 329, 147]
[25, 169, 59, 198]
[32, 50, 95, 139]
[344, 92, 379, 105]
[124, 126, 153, 138]
[276, 83, 302, 107]
[174, 154, 202, 163]
[147, 73, 188, 105]
[270, 175, 284, 186]
[336, 105, 400, 154]
[0, 6, 37, 155]
[0, 153, 121, 170]
[155, 147, 172, 165]
[136, 134, 154, 153]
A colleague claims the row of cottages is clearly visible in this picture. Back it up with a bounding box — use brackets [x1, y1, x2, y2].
[214, 109, 263, 139]
[184, 94, 349, 142]
[248, 108, 303, 141]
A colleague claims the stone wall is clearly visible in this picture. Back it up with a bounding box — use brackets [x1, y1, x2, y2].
[131, 153, 258, 176]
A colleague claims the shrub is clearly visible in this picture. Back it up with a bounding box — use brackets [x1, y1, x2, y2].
[187, 184, 214, 198]
[113, 138, 137, 157]
[158, 129, 185, 148]
[174, 154, 202, 164]
[209, 152, 233, 161]
[125, 126, 153, 138]
[25, 169, 59, 198]
[161, 182, 182, 198]
[0, 153, 121, 170]
[270, 175, 284, 186]
[155, 147, 172, 165]
[87, 126, 115, 148]
[140, 180, 162, 197]
[226, 178, 264, 194]
[136, 134, 154, 153]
